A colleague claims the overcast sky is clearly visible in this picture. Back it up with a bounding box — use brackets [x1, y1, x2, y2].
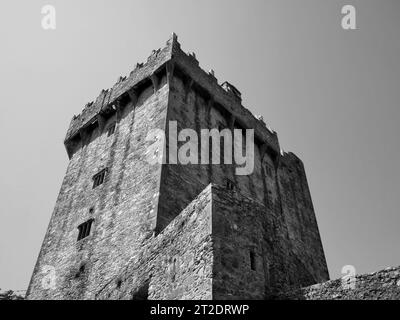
[0, 0, 399, 291]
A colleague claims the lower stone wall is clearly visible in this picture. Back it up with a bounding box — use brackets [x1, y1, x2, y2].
[279, 266, 400, 300]
[91, 182, 400, 300]
[212, 185, 268, 299]
[95, 185, 213, 300]
[211, 183, 329, 299]
[0, 290, 25, 300]
[94, 183, 328, 300]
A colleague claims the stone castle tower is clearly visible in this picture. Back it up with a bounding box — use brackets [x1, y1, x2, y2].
[27, 34, 329, 300]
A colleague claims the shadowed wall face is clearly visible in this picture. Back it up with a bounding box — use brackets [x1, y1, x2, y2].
[156, 48, 329, 296]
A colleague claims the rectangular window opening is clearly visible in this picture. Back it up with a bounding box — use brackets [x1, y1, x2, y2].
[92, 168, 108, 189]
[77, 219, 94, 241]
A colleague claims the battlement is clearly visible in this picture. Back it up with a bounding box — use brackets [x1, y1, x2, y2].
[221, 81, 242, 102]
[63, 35, 175, 156]
[64, 33, 280, 160]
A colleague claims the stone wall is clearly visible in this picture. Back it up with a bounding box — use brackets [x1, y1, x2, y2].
[0, 289, 25, 300]
[94, 183, 328, 300]
[211, 184, 326, 299]
[95, 184, 214, 300]
[278, 152, 329, 283]
[279, 266, 400, 300]
[212, 185, 274, 299]
[27, 77, 170, 300]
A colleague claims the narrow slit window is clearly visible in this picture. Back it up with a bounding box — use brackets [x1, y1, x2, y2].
[250, 251, 256, 271]
[107, 123, 116, 137]
[77, 219, 94, 241]
[226, 179, 235, 191]
[92, 169, 107, 189]
[265, 164, 273, 177]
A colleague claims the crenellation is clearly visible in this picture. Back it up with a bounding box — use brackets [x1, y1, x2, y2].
[65, 33, 281, 163]
[187, 51, 199, 66]
[171, 48, 281, 155]
[64, 39, 173, 144]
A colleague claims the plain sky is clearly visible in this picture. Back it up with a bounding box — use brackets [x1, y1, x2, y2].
[0, 0, 399, 292]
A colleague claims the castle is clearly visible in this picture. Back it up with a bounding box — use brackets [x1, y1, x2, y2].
[26, 34, 330, 300]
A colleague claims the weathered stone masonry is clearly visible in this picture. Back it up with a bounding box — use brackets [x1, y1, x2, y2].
[26, 33, 329, 300]
[279, 266, 400, 300]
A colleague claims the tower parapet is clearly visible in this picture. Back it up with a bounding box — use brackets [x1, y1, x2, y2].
[64, 33, 280, 162]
